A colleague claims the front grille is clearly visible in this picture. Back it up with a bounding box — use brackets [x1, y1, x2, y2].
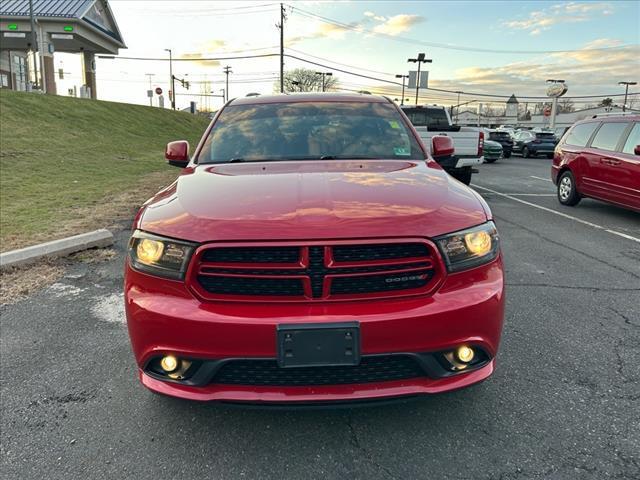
[202, 246, 299, 264]
[198, 276, 305, 297]
[192, 240, 440, 302]
[212, 355, 425, 386]
[333, 243, 429, 262]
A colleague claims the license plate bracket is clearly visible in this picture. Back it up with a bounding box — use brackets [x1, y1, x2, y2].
[277, 322, 360, 368]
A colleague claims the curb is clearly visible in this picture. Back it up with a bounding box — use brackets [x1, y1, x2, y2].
[0, 229, 114, 270]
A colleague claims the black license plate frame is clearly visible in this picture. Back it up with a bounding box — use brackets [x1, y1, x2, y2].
[276, 322, 360, 368]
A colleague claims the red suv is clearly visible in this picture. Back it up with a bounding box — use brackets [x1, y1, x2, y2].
[124, 94, 505, 404]
[552, 115, 640, 211]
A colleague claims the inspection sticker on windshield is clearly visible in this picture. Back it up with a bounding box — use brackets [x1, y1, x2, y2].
[388, 120, 401, 129]
[394, 146, 410, 156]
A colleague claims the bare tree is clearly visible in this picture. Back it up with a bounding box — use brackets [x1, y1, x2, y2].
[275, 68, 339, 93]
[558, 98, 575, 114]
[599, 97, 613, 107]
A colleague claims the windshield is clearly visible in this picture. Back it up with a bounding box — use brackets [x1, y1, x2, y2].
[198, 101, 425, 163]
[403, 107, 450, 128]
[535, 132, 556, 140]
[490, 132, 511, 140]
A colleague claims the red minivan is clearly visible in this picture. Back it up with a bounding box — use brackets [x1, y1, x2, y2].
[552, 115, 640, 212]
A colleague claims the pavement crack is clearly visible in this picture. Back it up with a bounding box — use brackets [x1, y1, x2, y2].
[346, 415, 397, 480]
[506, 282, 640, 292]
[609, 306, 640, 328]
[494, 215, 640, 280]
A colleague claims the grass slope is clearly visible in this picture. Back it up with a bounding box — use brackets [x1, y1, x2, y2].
[0, 90, 210, 251]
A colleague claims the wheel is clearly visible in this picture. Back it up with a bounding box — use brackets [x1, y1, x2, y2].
[557, 171, 581, 206]
[454, 168, 472, 185]
[504, 152, 511, 158]
[546, 153, 554, 159]
[523, 146, 532, 158]
[485, 158, 498, 163]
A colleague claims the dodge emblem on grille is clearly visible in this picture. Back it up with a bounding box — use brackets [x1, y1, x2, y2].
[385, 274, 428, 283]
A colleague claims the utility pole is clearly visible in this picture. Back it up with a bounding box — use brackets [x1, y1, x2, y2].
[315, 71, 332, 92]
[164, 48, 174, 110]
[395, 74, 408, 105]
[618, 81, 637, 112]
[407, 53, 432, 106]
[277, 3, 286, 93]
[223, 66, 232, 102]
[455, 91, 461, 123]
[145, 73, 154, 106]
[28, 0, 39, 89]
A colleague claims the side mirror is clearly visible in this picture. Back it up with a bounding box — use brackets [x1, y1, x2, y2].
[431, 135, 455, 158]
[165, 140, 190, 168]
[634, 145, 640, 156]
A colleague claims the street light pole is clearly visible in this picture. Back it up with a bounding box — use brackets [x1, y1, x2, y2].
[28, 0, 39, 89]
[407, 53, 432, 106]
[164, 49, 174, 110]
[223, 66, 232, 102]
[618, 81, 637, 112]
[395, 74, 408, 105]
[145, 73, 154, 106]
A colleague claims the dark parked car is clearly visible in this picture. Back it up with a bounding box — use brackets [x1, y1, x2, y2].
[483, 139, 503, 163]
[513, 130, 558, 158]
[552, 114, 640, 212]
[488, 130, 513, 158]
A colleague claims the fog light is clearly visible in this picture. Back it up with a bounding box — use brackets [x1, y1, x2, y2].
[160, 355, 179, 372]
[456, 346, 475, 363]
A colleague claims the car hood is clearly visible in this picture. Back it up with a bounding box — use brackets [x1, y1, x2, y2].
[139, 160, 488, 242]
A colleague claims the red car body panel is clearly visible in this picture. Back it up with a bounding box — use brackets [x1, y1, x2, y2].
[552, 115, 640, 211]
[125, 94, 505, 403]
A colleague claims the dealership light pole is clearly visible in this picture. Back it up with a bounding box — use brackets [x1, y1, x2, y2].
[315, 71, 332, 91]
[395, 74, 409, 105]
[618, 81, 637, 112]
[407, 53, 432, 106]
[164, 49, 175, 110]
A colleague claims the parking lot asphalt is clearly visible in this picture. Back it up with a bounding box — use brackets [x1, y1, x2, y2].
[1, 156, 639, 480]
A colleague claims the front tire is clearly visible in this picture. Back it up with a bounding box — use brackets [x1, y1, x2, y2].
[454, 168, 472, 185]
[504, 152, 511, 158]
[485, 158, 498, 163]
[523, 146, 532, 158]
[557, 171, 581, 206]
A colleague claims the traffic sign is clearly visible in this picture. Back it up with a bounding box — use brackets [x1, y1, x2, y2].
[155, 87, 163, 95]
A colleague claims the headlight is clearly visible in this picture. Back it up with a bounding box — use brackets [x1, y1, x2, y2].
[128, 230, 196, 280]
[435, 221, 500, 272]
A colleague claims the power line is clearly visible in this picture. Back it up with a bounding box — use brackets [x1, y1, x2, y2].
[288, 5, 637, 55]
[97, 53, 280, 61]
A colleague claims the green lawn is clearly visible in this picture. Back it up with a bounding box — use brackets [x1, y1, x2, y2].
[0, 90, 210, 251]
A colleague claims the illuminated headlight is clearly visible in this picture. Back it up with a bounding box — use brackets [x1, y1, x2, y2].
[435, 221, 500, 272]
[128, 230, 196, 280]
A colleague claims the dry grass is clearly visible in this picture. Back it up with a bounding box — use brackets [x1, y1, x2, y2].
[0, 260, 65, 305]
[69, 247, 118, 264]
[1, 170, 175, 252]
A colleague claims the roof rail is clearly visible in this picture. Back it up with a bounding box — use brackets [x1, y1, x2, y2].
[591, 112, 637, 118]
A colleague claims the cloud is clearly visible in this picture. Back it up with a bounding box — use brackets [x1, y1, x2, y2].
[372, 14, 425, 36]
[435, 41, 639, 96]
[178, 53, 221, 67]
[288, 10, 423, 45]
[504, 2, 613, 35]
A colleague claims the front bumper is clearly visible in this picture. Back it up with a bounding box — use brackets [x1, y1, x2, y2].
[125, 257, 505, 403]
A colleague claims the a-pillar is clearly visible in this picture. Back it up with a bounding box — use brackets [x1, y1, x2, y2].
[82, 51, 97, 99]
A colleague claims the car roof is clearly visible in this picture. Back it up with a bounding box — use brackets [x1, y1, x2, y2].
[576, 114, 640, 124]
[228, 92, 389, 106]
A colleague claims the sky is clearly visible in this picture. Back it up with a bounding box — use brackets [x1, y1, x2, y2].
[56, 0, 640, 111]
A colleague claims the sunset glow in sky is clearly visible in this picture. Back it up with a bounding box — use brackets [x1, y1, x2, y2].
[55, 1, 640, 110]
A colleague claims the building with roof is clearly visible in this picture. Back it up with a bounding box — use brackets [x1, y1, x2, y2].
[0, 0, 124, 98]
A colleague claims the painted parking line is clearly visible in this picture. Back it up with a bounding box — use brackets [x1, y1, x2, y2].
[472, 184, 640, 244]
[530, 175, 552, 182]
